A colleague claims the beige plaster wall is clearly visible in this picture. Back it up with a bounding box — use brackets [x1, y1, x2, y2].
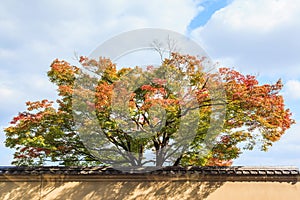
[1, 176, 299, 200]
[206, 182, 300, 200]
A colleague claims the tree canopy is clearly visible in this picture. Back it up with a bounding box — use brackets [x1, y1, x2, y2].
[4, 53, 294, 166]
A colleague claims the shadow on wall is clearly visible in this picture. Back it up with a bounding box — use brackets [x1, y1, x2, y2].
[43, 181, 224, 200]
[0, 181, 41, 200]
[0, 179, 224, 200]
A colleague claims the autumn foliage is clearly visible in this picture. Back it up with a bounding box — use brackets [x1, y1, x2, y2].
[4, 53, 294, 166]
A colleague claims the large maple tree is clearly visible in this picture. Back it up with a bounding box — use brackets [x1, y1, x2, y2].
[4, 53, 294, 166]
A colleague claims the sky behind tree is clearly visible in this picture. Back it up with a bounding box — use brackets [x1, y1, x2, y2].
[1, 0, 299, 167]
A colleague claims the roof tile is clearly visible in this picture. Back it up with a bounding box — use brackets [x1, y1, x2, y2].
[0, 166, 298, 176]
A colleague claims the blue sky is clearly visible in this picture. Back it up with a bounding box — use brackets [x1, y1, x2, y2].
[188, 0, 233, 29]
[1, 0, 300, 167]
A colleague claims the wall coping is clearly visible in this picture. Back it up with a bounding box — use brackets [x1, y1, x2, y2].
[0, 166, 299, 182]
[0, 166, 299, 175]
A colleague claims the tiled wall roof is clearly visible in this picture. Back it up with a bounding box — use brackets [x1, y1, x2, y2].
[0, 166, 299, 176]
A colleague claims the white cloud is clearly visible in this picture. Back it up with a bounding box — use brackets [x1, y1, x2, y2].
[285, 80, 300, 100]
[0, 49, 15, 59]
[0, 70, 57, 125]
[191, 0, 300, 78]
[234, 123, 300, 167]
[215, 0, 299, 32]
[0, 0, 200, 73]
[0, 87, 14, 100]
